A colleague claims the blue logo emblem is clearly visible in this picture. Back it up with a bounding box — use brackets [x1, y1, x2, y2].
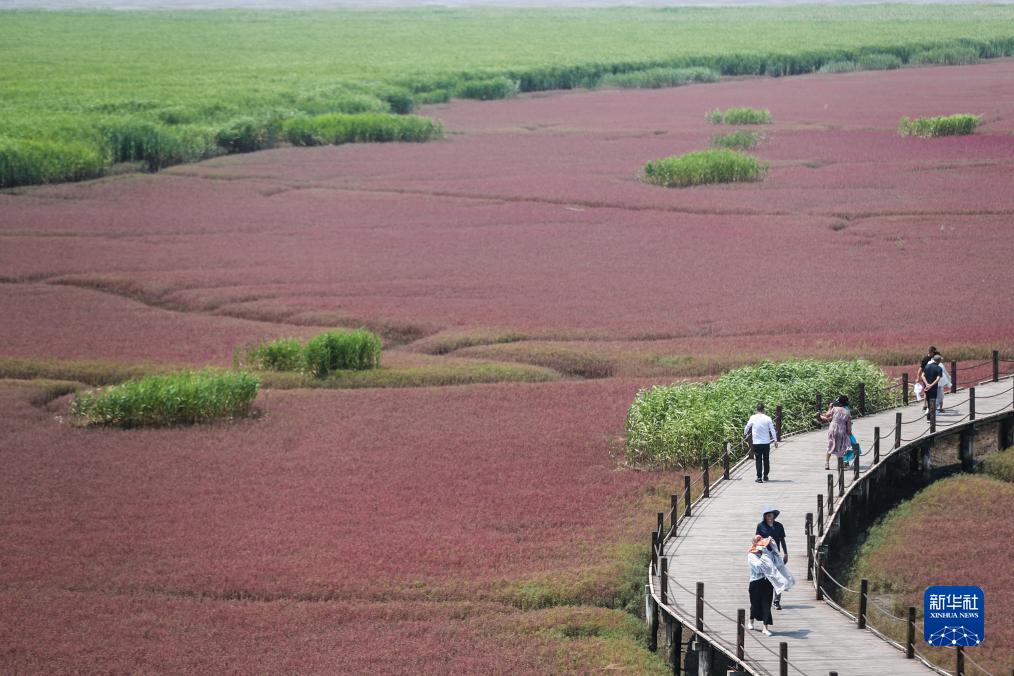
[924, 586, 984, 647]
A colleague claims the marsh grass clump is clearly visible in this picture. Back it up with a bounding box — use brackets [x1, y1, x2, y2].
[625, 359, 898, 468]
[819, 60, 860, 73]
[857, 53, 903, 70]
[600, 67, 718, 89]
[910, 46, 980, 65]
[0, 137, 106, 188]
[245, 337, 305, 372]
[642, 149, 767, 188]
[452, 76, 520, 100]
[71, 369, 259, 428]
[282, 112, 442, 146]
[708, 107, 772, 125]
[304, 329, 383, 377]
[899, 114, 980, 137]
[710, 130, 759, 150]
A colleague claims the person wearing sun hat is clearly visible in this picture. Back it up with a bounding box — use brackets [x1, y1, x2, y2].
[756, 506, 788, 609]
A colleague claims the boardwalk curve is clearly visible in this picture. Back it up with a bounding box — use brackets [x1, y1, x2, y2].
[646, 359, 1014, 676]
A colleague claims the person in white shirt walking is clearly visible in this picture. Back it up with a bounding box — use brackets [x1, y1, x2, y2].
[744, 403, 779, 483]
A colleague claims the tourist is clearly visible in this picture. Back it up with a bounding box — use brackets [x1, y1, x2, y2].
[744, 403, 779, 484]
[934, 354, 952, 413]
[756, 506, 788, 610]
[748, 536, 775, 636]
[923, 355, 944, 420]
[917, 346, 938, 411]
[820, 395, 852, 470]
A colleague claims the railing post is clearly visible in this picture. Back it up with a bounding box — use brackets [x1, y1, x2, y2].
[702, 460, 710, 498]
[838, 458, 844, 497]
[902, 372, 909, 405]
[807, 533, 815, 581]
[827, 474, 834, 509]
[670, 494, 679, 536]
[993, 349, 1000, 382]
[695, 582, 704, 631]
[683, 475, 691, 517]
[957, 644, 965, 676]
[737, 608, 745, 660]
[815, 393, 823, 429]
[815, 550, 824, 600]
[929, 405, 936, 434]
[858, 381, 866, 415]
[969, 387, 976, 421]
[895, 412, 902, 449]
[858, 579, 868, 629]
[657, 512, 665, 540]
[951, 360, 958, 394]
[651, 531, 658, 572]
[873, 427, 881, 463]
[647, 587, 658, 652]
[780, 642, 788, 676]
[723, 441, 731, 480]
[660, 557, 668, 605]
[817, 495, 824, 537]
[906, 607, 916, 658]
[775, 405, 783, 442]
[854, 444, 860, 481]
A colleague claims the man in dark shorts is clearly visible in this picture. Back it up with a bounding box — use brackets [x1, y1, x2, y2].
[917, 345, 937, 410]
[923, 356, 943, 421]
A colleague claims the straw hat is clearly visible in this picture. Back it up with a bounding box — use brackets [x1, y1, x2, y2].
[749, 535, 771, 553]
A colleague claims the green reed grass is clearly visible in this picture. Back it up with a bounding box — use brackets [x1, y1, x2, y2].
[3, 7, 1014, 187]
[282, 113, 442, 146]
[857, 53, 903, 70]
[245, 338, 305, 372]
[642, 149, 767, 188]
[710, 130, 759, 150]
[910, 46, 980, 65]
[818, 60, 860, 74]
[71, 369, 259, 427]
[452, 76, 520, 100]
[600, 66, 718, 89]
[303, 329, 383, 377]
[707, 107, 772, 125]
[899, 114, 980, 138]
[982, 447, 1014, 483]
[625, 359, 898, 468]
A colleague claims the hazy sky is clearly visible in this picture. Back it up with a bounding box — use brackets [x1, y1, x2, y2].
[2, 0, 1010, 8]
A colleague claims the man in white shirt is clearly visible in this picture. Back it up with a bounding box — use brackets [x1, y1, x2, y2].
[744, 403, 779, 483]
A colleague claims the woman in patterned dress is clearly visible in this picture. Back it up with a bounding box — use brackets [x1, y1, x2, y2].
[820, 395, 852, 470]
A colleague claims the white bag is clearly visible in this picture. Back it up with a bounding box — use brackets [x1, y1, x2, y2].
[914, 382, 925, 401]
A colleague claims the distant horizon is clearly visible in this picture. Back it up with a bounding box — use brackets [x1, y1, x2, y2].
[3, 0, 1013, 9]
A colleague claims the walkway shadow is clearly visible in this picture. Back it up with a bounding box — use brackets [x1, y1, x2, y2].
[780, 604, 815, 610]
[774, 628, 812, 639]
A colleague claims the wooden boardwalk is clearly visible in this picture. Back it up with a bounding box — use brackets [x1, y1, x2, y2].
[653, 375, 1013, 676]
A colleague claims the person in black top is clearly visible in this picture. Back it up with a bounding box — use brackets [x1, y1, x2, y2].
[756, 506, 787, 610]
[918, 346, 938, 410]
[922, 356, 944, 421]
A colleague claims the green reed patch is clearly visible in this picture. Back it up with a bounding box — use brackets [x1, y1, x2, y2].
[282, 112, 442, 146]
[452, 76, 520, 100]
[625, 359, 898, 468]
[857, 52, 903, 70]
[245, 337, 305, 372]
[910, 46, 980, 65]
[710, 129, 759, 150]
[819, 60, 860, 74]
[71, 369, 259, 428]
[304, 329, 383, 376]
[0, 137, 106, 188]
[642, 149, 767, 188]
[899, 114, 980, 138]
[707, 107, 772, 125]
[600, 66, 718, 89]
